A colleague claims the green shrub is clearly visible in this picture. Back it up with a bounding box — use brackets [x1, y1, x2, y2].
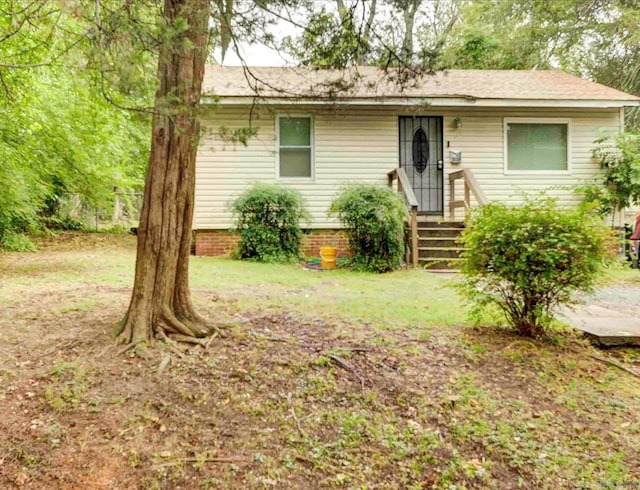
[328, 185, 407, 273]
[0, 168, 40, 251]
[0, 230, 37, 252]
[231, 183, 309, 263]
[589, 132, 640, 216]
[458, 198, 608, 337]
[42, 214, 85, 231]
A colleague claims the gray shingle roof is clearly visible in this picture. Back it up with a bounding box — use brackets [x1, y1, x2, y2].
[202, 66, 639, 103]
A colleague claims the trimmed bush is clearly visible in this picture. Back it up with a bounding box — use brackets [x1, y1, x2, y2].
[231, 183, 309, 263]
[328, 185, 407, 273]
[458, 198, 609, 337]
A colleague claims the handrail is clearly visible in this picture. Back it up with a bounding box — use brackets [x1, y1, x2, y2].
[387, 168, 418, 208]
[388, 168, 418, 267]
[448, 168, 488, 220]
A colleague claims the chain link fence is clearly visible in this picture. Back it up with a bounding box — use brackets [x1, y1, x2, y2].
[56, 192, 143, 230]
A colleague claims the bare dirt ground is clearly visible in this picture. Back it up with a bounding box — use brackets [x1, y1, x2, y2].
[1, 234, 639, 489]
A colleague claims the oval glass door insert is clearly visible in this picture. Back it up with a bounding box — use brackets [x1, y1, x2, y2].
[412, 128, 429, 173]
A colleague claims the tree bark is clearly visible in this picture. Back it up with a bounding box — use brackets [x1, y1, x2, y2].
[116, 0, 213, 348]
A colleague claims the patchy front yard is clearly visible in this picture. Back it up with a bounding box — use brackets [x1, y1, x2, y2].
[1, 233, 639, 489]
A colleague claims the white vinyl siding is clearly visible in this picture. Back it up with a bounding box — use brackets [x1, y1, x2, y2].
[195, 106, 396, 228]
[194, 105, 620, 228]
[444, 109, 618, 215]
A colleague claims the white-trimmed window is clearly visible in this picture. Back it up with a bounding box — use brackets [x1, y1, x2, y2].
[504, 118, 571, 173]
[277, 115, 313, 179]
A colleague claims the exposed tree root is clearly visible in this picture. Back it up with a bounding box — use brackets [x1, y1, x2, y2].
[566, 346, 640, 380]
[178, 310, 228, 338]
[204, 332, 218, 349]
[115, 300, 231, 358]
[112, 317, 127, 338]
[114, 309, 144, 347]
[158, 307, 205, 337]
[167, 333, 208, 346]
[155, 329, 186, 358]
[160, 307, 231, 339]
[157, 354, 172, 374]
[135, 342, 151, 359]
[327, 354, 366, 394]
[37, 339, 80, 359]
[588, 354, 640, 379]
[116, 339, 145, 356]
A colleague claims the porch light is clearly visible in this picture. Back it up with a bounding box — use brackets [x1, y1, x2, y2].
[454, 117, 462, 129]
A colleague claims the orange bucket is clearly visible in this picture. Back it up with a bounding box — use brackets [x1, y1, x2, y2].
[320, 246, 338, 270]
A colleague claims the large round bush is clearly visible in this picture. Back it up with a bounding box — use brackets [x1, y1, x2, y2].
[459, 198, 609, 337]
[329, 185, 407, 273]
[231, 183, 309, 263]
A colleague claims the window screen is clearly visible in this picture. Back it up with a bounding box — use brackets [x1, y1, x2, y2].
[279, 117, 312, 178]
[506, 122, 568, 171]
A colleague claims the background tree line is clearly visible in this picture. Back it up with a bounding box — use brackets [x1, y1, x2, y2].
[0, 0, 155, 249]
[1, 0, 639, 250]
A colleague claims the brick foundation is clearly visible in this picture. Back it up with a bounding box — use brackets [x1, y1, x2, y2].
[194, 230, 240, 256]
[194, 229, 350, 258]
[300, 229, 350, 258]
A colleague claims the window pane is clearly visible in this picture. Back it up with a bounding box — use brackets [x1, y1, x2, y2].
[280, 148, 311, 177]
[280, 117, 310, 146]
[507, 123, 567, 171]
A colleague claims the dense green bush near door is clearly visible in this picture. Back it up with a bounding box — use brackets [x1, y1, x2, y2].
[458, 198, 609, 337]
[329, 185, 407, 273]
[231, 183, 309, 263]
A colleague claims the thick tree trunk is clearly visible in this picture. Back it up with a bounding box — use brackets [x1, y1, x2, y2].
[116, 0, 213, 348]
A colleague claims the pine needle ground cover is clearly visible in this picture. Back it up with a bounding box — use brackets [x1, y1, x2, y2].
[1, 233, 639, 489]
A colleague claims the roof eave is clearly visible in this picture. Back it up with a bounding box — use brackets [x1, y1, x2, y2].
[203, 95, 640, 108]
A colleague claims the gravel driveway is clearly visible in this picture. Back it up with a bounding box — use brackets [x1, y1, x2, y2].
[584, 285, 640, 316]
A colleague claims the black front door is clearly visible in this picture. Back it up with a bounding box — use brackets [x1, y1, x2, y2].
[399, 116, 444, 214]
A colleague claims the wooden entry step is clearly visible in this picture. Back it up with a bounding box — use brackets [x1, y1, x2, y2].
[415, 221, 465, 270]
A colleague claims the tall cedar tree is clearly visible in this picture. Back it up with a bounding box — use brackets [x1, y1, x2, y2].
[116, 0, 216, 349]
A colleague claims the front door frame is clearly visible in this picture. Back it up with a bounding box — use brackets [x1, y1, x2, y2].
[398, 115, 444, 215]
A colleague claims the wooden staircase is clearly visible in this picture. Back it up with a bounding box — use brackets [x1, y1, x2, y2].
[388, 166, 487, 270]
[417, 221, 465, 270]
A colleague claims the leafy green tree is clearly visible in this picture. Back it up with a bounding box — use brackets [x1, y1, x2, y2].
[285, 8, 364, 68]
[586, 133, 640, 219]
[0, 1, 151, 249]
[441, 0, 640, 128]
[284, 0, 376, 68]
[284, 0, 459, 69]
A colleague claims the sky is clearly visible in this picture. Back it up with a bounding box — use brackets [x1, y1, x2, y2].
[212, 7, 300, 67]
[216, 42, 291, 67]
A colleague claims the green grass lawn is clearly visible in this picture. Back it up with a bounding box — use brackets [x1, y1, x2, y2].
[597, 260, 640, 286]
[0, 234, 467, 330]
[1, 233, 639, 489]
[190, 256, 466, 330]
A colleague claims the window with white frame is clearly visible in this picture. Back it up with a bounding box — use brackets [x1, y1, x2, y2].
[278, 116, 313, 178]
[504, 118, 570, 172]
